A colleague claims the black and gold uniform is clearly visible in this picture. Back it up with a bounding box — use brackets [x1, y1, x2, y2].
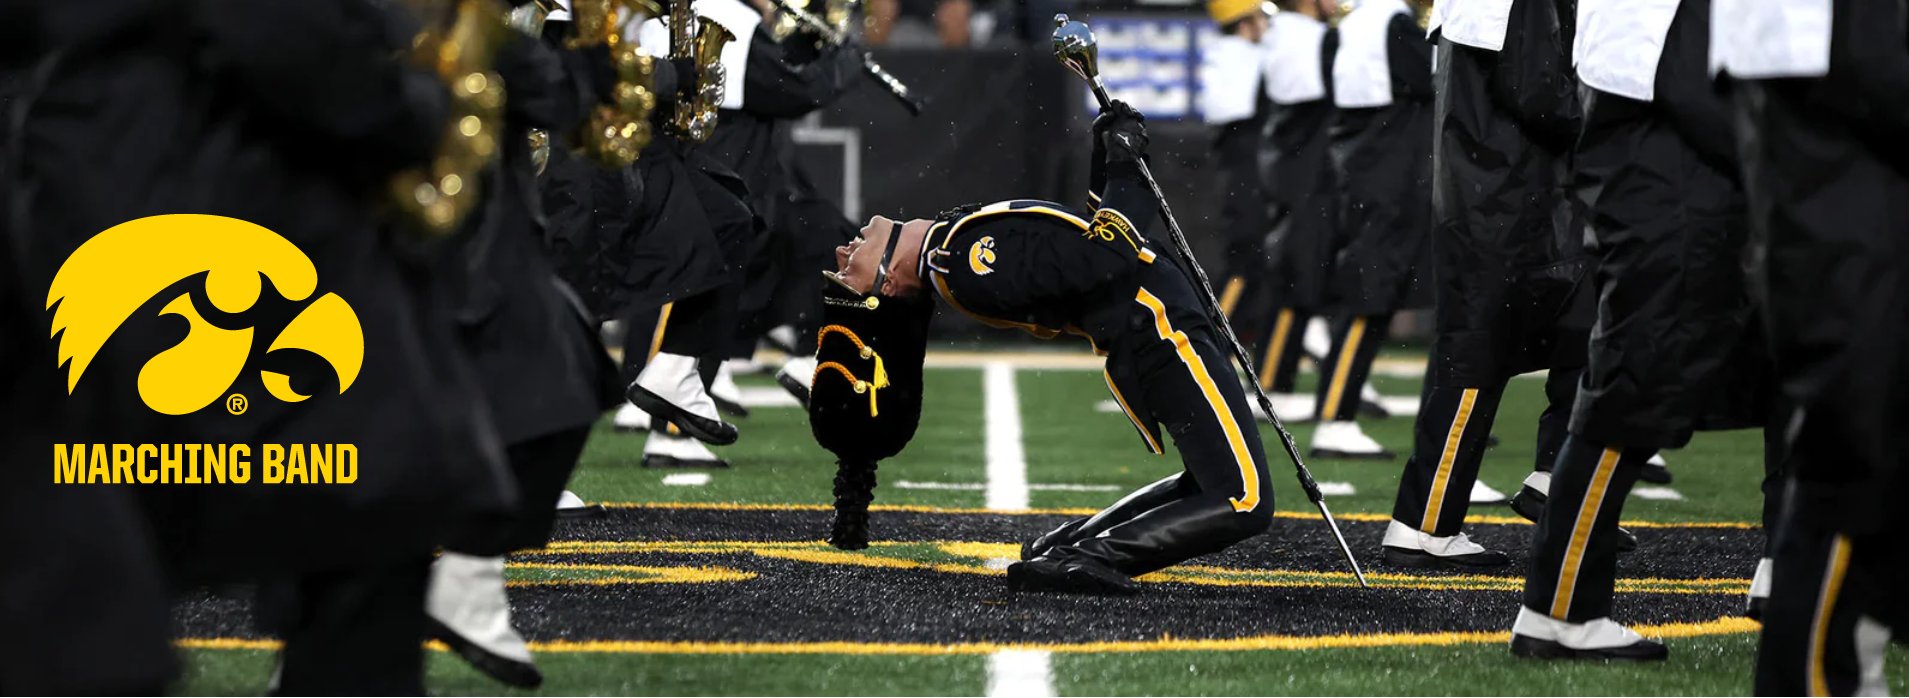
[926, 107, 1275, 593]
[1386, 0, 1588, 565]
[1310, 0, 1432, 455]
[1252, 3, 1339, 396]
[1515, 0, 1769, 661]
[1720, 0, 1909, 691]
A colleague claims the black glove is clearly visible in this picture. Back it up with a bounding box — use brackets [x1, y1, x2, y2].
[1094, 100, 1149, 164]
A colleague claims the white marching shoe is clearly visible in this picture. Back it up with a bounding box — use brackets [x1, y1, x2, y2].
[642, 430, 730, 469]
[1470, 479, 1508, 504]
[1381, 519, 1511, 569]
[710, 362, 749, 418]
[625, 352, 737, 445]
[1302, 316, 1332, 362]
[554, 489, 604, 519]
[612, 402, 652, 432]
[1509, 607, 1667, 661]
[1249, 392, 1316, 423]
[427, 552, 542, 687]
[1746, 557, 1773, 619]
[1308, 420, 1394, 459]
[776, 355, 817, 409]
[1640, 451, 1673, 484]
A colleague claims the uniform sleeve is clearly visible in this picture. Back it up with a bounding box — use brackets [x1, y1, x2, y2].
[741, 28, 860, 118]
[1386, 13, 1433, 100]
[940, 216, 1143, 316]
[1485, 0, 1581, 150]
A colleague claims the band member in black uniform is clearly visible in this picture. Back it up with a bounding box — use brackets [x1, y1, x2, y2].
[1514, 0, 1770, 660]
[1308, 0, 1432, 459]
[10, 0, 515, 691]
[641, 0, 860, 400]
[827, 102, 1275, 593]
[1200, 0, 1270, 324]
[423, 2, 632, 686]
[1249, 0, 1338, 417]
[1719, 0, 1909, 691]
[1381, 0, 1600, 569]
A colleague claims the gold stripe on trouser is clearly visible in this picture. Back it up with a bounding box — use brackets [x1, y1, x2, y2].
[1257, 309, 1296, 391]
[648, 302, 675, 362]
[1320, 317, 1367, 420]
[1550, 448, 1622, 618]
[1420, 388, 1480, 532]
[1218, 276, 1246, 318]
[1808, 535, 1854, 697]
[1103, 368, 1163, 454]
[1135, 288, 1261, 512]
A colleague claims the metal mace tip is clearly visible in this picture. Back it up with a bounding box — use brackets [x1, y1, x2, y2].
[1050, 14, 1100, 82]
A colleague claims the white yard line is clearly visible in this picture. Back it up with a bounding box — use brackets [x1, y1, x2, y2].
[983, 362, 1030, 511]
[896, 481, 1120, 493]
[986, 650, 1056, 697]
[1316, 481, 1356, 497]
[661, 473, 711, 486]
[733, 386, 800, 408]
[981, 362, 1053, 697]
[1632, 486, 1684, 501]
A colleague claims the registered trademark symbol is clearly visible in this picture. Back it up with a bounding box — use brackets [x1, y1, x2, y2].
[226, 393, 248, 415]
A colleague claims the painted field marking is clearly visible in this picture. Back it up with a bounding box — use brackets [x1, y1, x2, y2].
[983, 362, 1030, 511]
[734, 386, 801, 408]
[1317, 481, 1356, 497]
[897, 481, 1121, 493]
[981, 361, 1052, 697]
[662, 473, 711, 486]
[987, 650, 1057, 697]
[596, 501, 1761, 529]
[1633, 487, 1685, 501]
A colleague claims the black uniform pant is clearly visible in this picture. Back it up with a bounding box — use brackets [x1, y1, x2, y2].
[1754, 484, 1901, 696]
[1736, 64, 1909, 694]
[620, 287, 735, 385]
[260, 558, 434, 695]
[1520, 439, 1648, 622]
[1313, 314, 1390, 421]
[1392, 365, 1582, 536]
[448, 425, 593, 556]
[1041, 282, 1275, 577]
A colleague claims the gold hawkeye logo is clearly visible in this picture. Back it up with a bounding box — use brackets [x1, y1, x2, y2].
[47, 215, 364, 415]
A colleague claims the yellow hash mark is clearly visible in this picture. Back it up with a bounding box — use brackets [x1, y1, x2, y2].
[175, 616, 1761, 655]
[596, 501, 1759, 530]
[521, 540, 1749, 595]
[506, 562, 755, 587]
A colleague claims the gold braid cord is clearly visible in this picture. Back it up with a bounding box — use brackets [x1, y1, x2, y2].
[392, 0, 507, 235]
[815, 324, 890, 416]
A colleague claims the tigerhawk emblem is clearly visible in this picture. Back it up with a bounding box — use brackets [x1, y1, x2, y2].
[968, 236, 998, 275]
[46, 214, 364, 416]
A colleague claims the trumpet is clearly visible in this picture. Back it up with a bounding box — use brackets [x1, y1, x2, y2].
[667, 3, 734, 144]
[390, 0, 508, 235]
[768, 0, 923, 115]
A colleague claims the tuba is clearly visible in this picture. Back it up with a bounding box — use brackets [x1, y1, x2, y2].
[667, 0, 735, 144]
[390, 0, 508, 235]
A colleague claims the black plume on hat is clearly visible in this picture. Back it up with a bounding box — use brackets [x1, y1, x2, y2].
[809, 266, 933, 550]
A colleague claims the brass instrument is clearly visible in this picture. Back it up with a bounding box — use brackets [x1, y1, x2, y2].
[391, 0, 508, 235]
[667, 3, 734, 144]
[823, 0, 860, 34]
[1411, 0, 1433, 29]
[768, 0, 923, 114]
[571, 0, 661, 166]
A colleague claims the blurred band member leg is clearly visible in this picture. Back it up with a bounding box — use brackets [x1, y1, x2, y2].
[1251, 0, 1339, 423]
[1516, 0, 1769, 661]
[1385, 0, 1597, 569]
[1309, 0, 1435, 461]
[1198, 0, 1275, 412]
[425, 4, 639, 687]
[1718, 0, 1909, 692]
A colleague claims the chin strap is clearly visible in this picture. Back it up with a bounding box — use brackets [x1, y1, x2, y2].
[870, 220, 905, 296]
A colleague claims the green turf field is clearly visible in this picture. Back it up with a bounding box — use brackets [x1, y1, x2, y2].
[174, 354, 1907, 695]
